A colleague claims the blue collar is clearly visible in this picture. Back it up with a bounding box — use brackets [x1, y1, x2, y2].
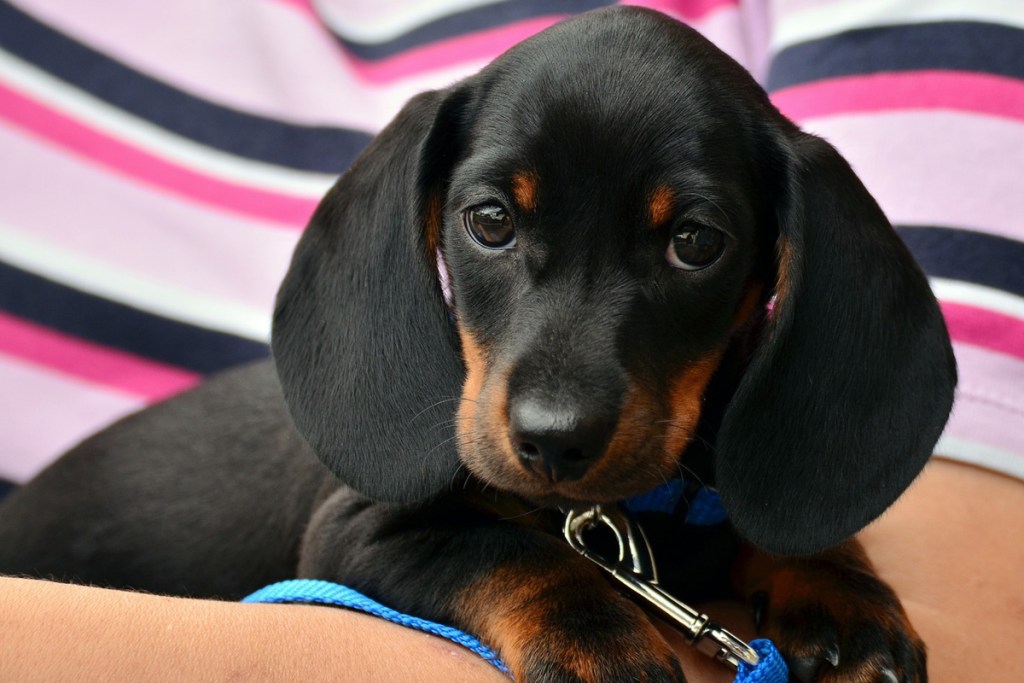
[624, 478, 728, 526]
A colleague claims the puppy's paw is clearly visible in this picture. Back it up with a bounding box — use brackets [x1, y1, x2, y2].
[506, 602, 686, 683]
[512, 618, 688, 679]
[754, 573, 926, 683]
[459, 553, 687, 683]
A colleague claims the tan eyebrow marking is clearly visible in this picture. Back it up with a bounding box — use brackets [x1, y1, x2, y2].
[511, 171, 538, 213]
[648, 185, 675, 227]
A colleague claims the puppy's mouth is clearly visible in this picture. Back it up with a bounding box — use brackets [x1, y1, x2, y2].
[457, 422, 690, 507]
[456, 367, 719, 507]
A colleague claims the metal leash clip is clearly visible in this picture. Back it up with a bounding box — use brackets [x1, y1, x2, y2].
[563, 505, 759, 670]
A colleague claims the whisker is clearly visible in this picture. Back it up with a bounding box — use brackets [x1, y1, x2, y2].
[673, 460, 707, 489]
[448, 462, 467, 489]
[410, 395, 483, 424]
[498, 505, 546, 522]
[409, 396, 463, 422]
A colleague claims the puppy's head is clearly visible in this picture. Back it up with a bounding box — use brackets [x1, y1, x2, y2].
[273, 7, 956, 555]
[440, 13, 772, 506]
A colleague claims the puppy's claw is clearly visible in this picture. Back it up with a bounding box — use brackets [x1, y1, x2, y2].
[751, 590, 769, 630]
[823, 643, 840, 668]
[788, 643, 839, 683]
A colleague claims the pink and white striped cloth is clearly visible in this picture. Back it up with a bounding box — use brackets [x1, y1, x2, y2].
[1, 0, 1021, 491]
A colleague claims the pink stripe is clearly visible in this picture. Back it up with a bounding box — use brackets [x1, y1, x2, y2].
[268, 0, 313, 13]
[798, 111, 1024, 244]
[623, 0, 738, 22]
[772, 71, 1024, 123]
[0, 82, 316, 227]
[0, 312, 200, 401]
[0, 356, 146, 482]
[942, 302, 1024, 360]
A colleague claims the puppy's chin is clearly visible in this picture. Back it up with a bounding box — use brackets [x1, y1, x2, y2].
[458, 442, 680, 509]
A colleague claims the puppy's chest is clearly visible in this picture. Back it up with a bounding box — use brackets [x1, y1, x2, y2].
[634, 510, 739, 602]
[616, 477, 740, 602]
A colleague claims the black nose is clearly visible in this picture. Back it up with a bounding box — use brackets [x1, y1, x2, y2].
[508, 398, 611, 483]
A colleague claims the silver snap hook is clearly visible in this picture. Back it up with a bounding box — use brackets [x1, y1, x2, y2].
[563, 505, 759, 670]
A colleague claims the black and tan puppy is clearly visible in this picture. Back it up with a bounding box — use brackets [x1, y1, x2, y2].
[0, 8, 955, 682]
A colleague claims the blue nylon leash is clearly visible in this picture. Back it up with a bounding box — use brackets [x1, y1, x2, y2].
[243, 481, 787, 682]
[243, 579, 510, 675]
[736, 639, 789, 683]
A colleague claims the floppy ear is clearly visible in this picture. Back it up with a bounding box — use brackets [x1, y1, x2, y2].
[716, 132, 957, 556]
[272, 89, 471, 503]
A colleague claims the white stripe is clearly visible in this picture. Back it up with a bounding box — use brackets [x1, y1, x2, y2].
[772, 0, 1024, 53]
[930, 278, 1024, 322]
[934, 436, 1024, 480]
[0, 49, 337, 197]
[312, 0, 508, 43]
[0, 227, 272, 341]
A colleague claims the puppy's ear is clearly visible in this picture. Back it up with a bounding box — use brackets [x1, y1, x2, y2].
[272, 89, 471, 503]
[717, 132, 956, 556]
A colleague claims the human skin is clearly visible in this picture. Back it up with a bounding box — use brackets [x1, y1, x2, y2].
[2, 459, 1021, 682]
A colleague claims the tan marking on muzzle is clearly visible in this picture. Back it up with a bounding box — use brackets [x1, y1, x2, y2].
[664, 352, 725, 457]
[587, 382, 657, 482]
[456, 326, 519, 476]
[456, 326, 487, 441]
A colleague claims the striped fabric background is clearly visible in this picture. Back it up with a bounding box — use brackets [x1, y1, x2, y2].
[0, 0, 1021, 497]
[764, 0, 1024, 478]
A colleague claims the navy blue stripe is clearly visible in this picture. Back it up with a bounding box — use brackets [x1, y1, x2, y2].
[0, 261, 268, 375]
[767, 22, 1024, 92]
[0, 478, 15, 502]
[896, 226, 1024, 298]
[0, 0, 372, 174]
[330, 0, 614, 60]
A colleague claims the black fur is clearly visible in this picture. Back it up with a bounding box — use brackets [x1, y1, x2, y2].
[717, 132, 957, 555]
[0, 7, 954, 682]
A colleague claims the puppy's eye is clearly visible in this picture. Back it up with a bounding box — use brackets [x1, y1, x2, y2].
[464, 204, 515, 250]
[666, 225, 725, 270]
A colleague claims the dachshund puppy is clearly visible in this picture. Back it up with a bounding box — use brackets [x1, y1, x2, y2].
[0, 7, 955, 683]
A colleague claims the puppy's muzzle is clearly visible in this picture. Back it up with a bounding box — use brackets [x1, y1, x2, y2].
[508, 396, 616, 483]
